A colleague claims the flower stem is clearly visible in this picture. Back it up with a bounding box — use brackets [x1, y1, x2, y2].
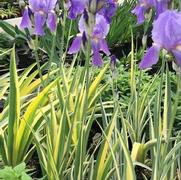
[34, 36, 45, 88]
[63, 20, 73, 62]
[47, 29, 57, 84]
[76, 40, 91, 180]
[60, 10, 67, 67]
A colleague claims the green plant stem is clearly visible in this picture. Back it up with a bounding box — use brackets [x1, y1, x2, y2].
[58, 10, 67, 92]
[34, 36, 45, 88]
[59, 10, 67, 69]
[47, 29, 57, 84]
[76, 41, 91, 180]
[130, 28, 135, 97]
[63, 20, 73, 62]
[154, 53, 165, 137]
[84, 43, 91, 119]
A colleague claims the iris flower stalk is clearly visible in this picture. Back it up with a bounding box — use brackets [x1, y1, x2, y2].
[20, 0, 58, 87]
[33, 36, 45, 87]
[66, 0, 117, 178]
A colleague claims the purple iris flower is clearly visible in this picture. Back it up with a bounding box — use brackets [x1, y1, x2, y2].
[67, 0, 118, 66]
[98, 0, 118, 23]
[68, 13, 110, 66]
[132, 0, 155, 24]
[20, 0, 57, 36]
[140, 10, 181, 69]
[67, 0, 86, 19]
[132, 0, 168, 24]
[67, 0, 118, 21]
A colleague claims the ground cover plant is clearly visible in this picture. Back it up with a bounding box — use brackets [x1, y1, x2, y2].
[0, 0, 21, 20]
[0, 0, 181, 179]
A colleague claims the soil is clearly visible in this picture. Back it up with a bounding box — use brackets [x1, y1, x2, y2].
[27, 152, 42, 179]
[135, 165, 151, 179]
[0, 100, 4, 113]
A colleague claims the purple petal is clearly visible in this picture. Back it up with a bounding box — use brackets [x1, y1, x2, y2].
[100, 39, 110, 55]
[68, 36, 82, 54]
[93, 14, 110, 39]
[47, 12, 56, 32]
[99, 0, 117, 23]
[29, 0, 57, 13]
[139, 45, 160, 69]
[68, 0, 85, 19]
[20, 7, 31, 29]
[34, 12, 46, 36]
[132, 5, 145, 24]
[155, 0, 168, 18]
[172, 49, 181, 67]
[78, 14, 86, 34]
[46, 0, 57, 10]
[91, 40, 103, 67]
[152, 10, 181, 50]
[29, 0, 41, 12]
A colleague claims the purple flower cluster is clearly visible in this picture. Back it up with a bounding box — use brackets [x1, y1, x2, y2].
[67, 0, 118, 66]
[66, 0, 117, 22]
[20, 0, 57, 35]
[132, 0, 181, 69]
[140, 10, 181, 69]
[132, 0, 168, 24]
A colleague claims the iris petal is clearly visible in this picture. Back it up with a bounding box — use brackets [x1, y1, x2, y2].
[29, 0, 40, 12]
[172, 50, 181, 67]
[155, 0, 168, 18]
[139, 45, 160, 69]
[131, 5, 145, 24]
[92, 40, 103, 67]
[47, 12, 56, 32]
[34, 12, 46, 36]
[47, 0, 57, 10]
[100, 39, 110, 55]
[20, 7, 31, 29]
[68, 0, 85, 19]
[78, 14, 86, 34]
[93, 14, 110, 39]
[68, 36, 82, 54]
